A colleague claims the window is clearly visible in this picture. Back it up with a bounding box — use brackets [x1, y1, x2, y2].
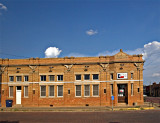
[16, 76, 22, 81]
[93, 74, 99, 80]
[9, 86, 13, 97]
[40, 86, 46, 97]
[84, 74, 90, 80]
[9, 76, 14, 82]
[68, 90, 70, 94]
[110, 73, 113, 80]
[84, 85, 90, 96]
[131, 83, 133, 96]
[93, 85, 99, 96]
[131, 73, 133, 79]
[24, 76, 29, 82]
[138, 87, 140, 93]
[104, 89, 106, 93]
[111, 84, 113, 96]
[49, 75, 55, 81]
[49, 85, 54, 97]
[76, 75, 81, 81]
[57, 85, 63, 97]
[41, 75, 46, 81]
[57, 75, 63, 81]
[24, 86, 28, 97]
[76, 85, 81, 97]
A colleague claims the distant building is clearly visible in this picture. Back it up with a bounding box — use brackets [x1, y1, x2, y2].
[0, 49, 144, 107]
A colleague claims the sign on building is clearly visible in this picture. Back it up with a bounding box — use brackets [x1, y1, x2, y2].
[117, 73, 128, 79]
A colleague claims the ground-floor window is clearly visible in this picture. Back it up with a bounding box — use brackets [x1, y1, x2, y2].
[111, 84, 113, 96]
[93, 85, 99, 96]
[76, 85, 81, 97]
[49, 85, 54, 97]
[84, 85, 90, 96]
[9, 86, 13, 97]
[40, 86, 46, 97]
[57, 85, 63, 97]
[24, 86, 28, 97]
[131, 83, 134, 95]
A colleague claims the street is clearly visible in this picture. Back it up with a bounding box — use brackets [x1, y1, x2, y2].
[0, 110, 160, 123]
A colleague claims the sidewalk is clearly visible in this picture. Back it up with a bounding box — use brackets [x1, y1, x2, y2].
[0, 102, 159, 112]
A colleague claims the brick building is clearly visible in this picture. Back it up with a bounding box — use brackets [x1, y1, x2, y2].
[0, 49, 144, 107]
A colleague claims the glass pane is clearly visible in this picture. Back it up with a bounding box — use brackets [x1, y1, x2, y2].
[10, 86, 13, 97]
[84, 75, 90, 80]
[49, 86, 54, 96]
[25, 86, 28, 97]
[41, 86, 46, 96]
[93, 74, 99, 80]
[49, 75, 54, 81]
[76, 75, 81, 80]
[93, 85, 99, 96]
[58, 85, 63, 96]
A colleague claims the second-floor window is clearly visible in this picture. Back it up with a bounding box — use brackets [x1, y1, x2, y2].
[76, 75, 81, 81]
[9, 76, 14, 82]
[57, 75, 63, 81]
[24, 76, 29, 82]
[84, 74, 90, 80]
[93, 74, 99, 80]
[49, 75, 55, 81]
[16, 76, 22, 82]
[41, 75, 46, 81]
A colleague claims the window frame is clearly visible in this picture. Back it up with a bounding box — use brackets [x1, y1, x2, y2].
[84, 85, 90, 97]
[111, 84, 113, 96]
[93, 74, 99, 80]
[57, 75, 63, 81]
[9, 86, 13, 97]
[110, 73, 113, 80]
[24, 86, 28, 97]
[40, 86, 46, 97]
[92, 84, 99, 96]
[84, 74, 90, 80]
[24, 76, 29, 82]
[75, 85, 82, 97]
[49, 75, 55, 81]
[40, 75, 46, 82]
[75, 74, 81, 81]
[131, 73, 133, 79]
[9, 76, 14, 82]
[16, 76, 22, 82]
[49, 85, 54, 97]
[57, 85, 63, 97]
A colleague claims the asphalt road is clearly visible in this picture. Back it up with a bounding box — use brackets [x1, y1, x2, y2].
[0, 110, 160, 123]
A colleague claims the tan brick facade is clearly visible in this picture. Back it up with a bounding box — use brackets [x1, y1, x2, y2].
[0, 50, 144, 107]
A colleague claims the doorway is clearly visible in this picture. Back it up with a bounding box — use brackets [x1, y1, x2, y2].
[117, 84, 128, 104]
[16, 86, 21, 104]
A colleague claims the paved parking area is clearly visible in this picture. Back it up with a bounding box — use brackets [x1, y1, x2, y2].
[0, 110, 160, 123]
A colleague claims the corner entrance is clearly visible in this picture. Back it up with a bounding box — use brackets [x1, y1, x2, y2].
[16, 86, 21, 104]
[117, 84, 128, 104]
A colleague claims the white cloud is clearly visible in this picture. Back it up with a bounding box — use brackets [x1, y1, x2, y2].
[86, 29, 98, 36]
[0, 3, 7, 11]
[152, 73, 160, 77]
[45, 47, 62, 58]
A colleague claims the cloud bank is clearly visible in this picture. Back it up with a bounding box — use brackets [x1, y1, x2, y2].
[45, 47, 62, 58]
[86, 29, 98, 36]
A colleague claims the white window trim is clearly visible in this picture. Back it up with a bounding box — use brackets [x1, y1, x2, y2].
[9, 76, 14, 82]
[92, 74, 99, 81]
[49, 85, 55, 97]
[9, 86, 13, 98]
[16, 76, 22, 82]
[24, 76, 29, 82]
[24, 86, 28, 98]
[75, 85, 82, 97]
[84, 85, 90, 97]
[92, 85, 99, 97]
[40, 75, 46, 82]
[40, 86, 46, 97]
[75, 74, 81, 81]
[84, 74, 90, 81]
[57, 75, 63, 81]
[57, 85, 63, 97]
[49, 75, 55, 82]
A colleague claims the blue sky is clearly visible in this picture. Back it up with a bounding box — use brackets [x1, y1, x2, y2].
[0, 0, 160, 84]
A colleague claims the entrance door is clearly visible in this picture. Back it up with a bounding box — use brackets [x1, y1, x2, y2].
[117, 84, 128, 103]
[16, 86, 21, 104]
